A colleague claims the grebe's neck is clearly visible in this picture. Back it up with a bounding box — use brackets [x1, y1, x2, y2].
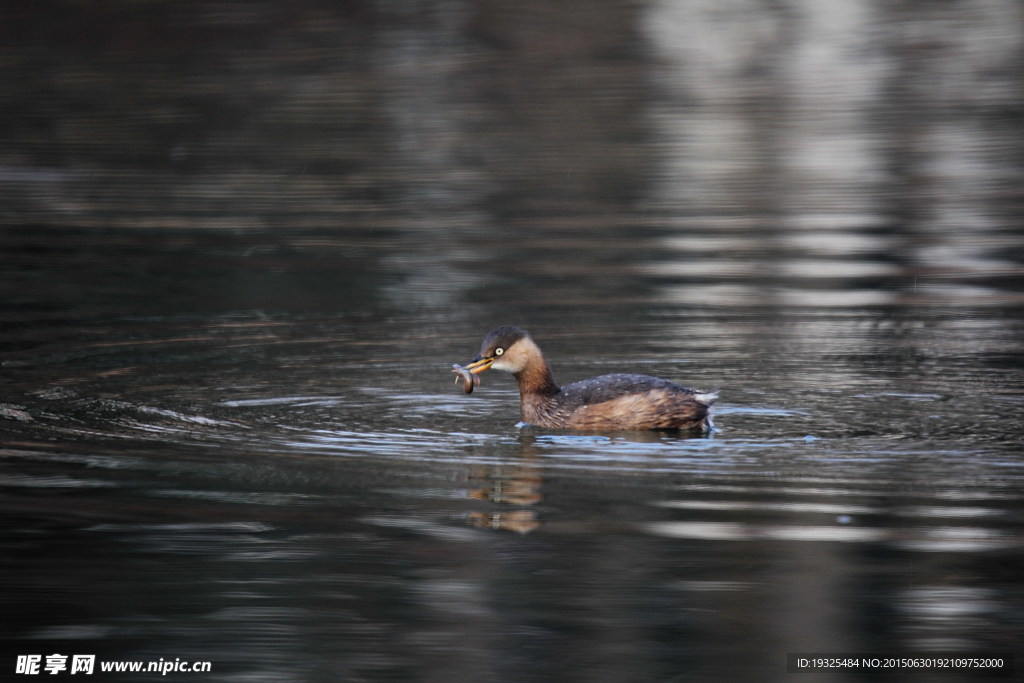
[513, 347, 560, 397]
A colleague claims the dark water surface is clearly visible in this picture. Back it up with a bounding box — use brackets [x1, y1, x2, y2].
[3, 2, 1024, 681]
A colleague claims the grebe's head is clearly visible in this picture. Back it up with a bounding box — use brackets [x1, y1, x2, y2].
[464, 325, 538, 375]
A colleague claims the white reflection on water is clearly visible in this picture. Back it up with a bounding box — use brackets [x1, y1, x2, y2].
[895, 528, 1012, 553]
[655, 500, 877, 515]
[644, 520, 1014, 549]
[221, 396, 347, 408]
[645, 520, 887, 542]
[898, 585, 1001, 650]
[901, 586, 997, 619]
[897, 506, 1005, 519]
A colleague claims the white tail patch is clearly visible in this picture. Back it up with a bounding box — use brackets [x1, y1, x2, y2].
[694, 391, 718, 406]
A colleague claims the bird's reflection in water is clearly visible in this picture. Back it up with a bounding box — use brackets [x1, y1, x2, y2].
[467, 508, 541, 535]
[461, 429, 715, 534]
[465, 437, 544, 534]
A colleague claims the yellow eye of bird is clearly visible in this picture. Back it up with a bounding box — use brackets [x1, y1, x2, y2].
[494, 347, 504, 356]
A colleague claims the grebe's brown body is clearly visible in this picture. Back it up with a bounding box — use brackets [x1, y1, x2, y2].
[462, 326, 716, 431]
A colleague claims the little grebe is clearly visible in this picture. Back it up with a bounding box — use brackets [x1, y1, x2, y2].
[460, 326, 716, 431]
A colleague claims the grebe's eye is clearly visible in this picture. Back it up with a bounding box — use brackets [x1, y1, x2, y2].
[494, 347, 504, 356]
